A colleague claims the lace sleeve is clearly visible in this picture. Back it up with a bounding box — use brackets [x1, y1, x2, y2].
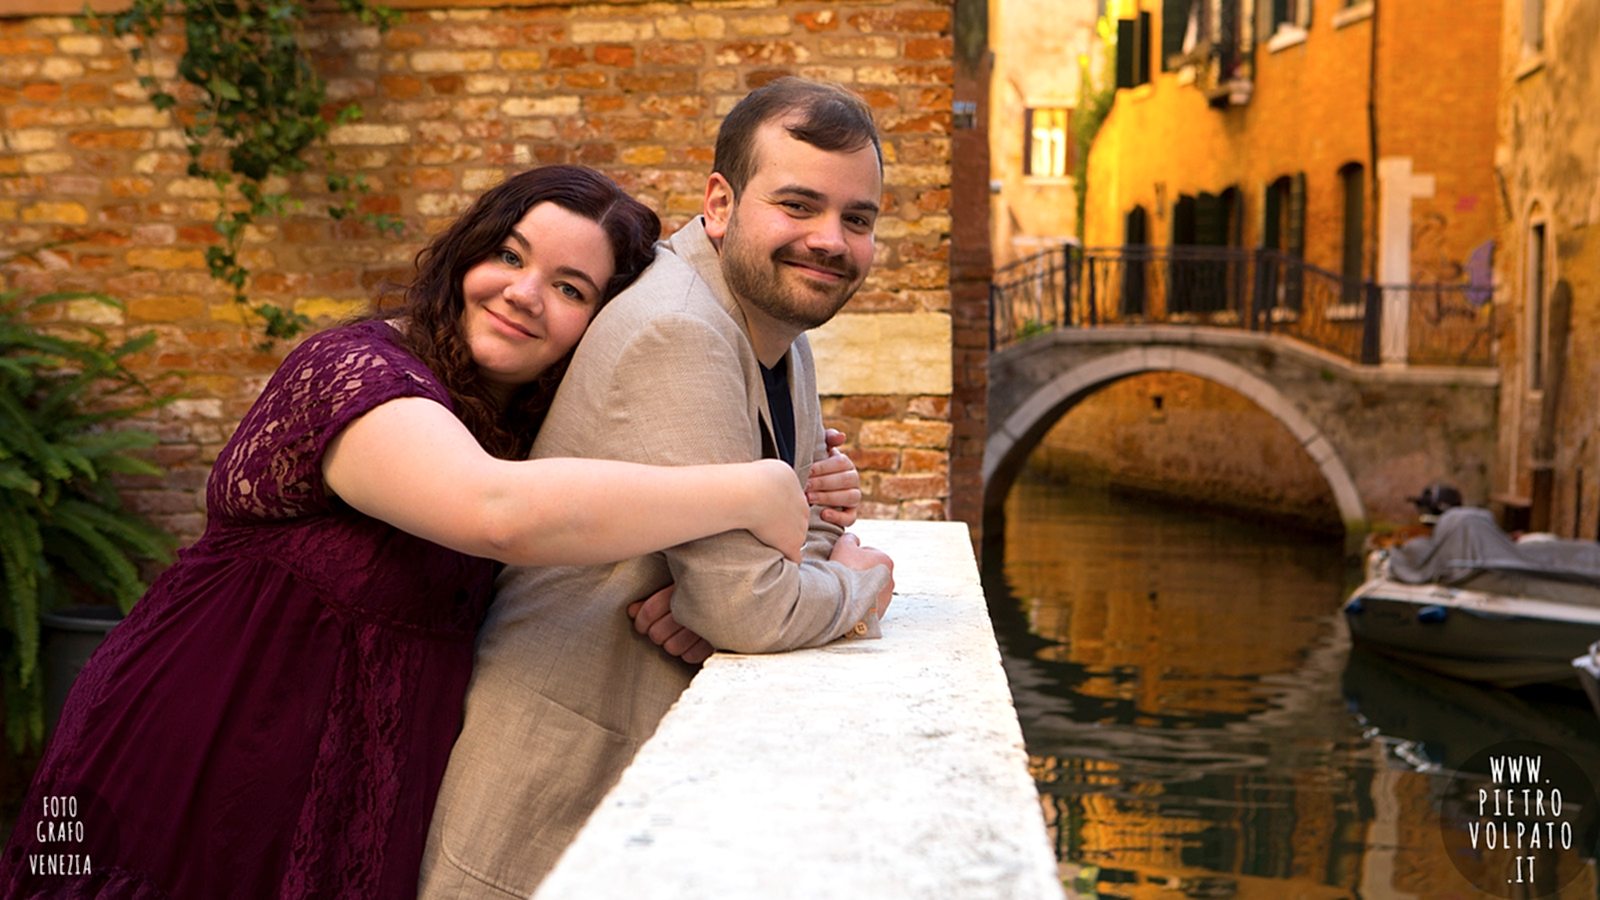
[207, 321, 453, 523]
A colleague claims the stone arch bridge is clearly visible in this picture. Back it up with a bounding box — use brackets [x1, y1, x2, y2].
[984, 326, 1499, 543]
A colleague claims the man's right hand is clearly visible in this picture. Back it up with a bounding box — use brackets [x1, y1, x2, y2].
[829, 532, 894, 618]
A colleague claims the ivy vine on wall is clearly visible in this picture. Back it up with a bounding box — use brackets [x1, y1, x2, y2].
[94, 0, 405, 342]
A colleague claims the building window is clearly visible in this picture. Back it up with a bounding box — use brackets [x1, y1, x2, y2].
[1024, 108, 1073, 178]
[1528, 219, 1548, 391]
[1338, 162, 1365, 301]
[1523, 0, 1544, 53]
[1116, 11, 1154, 89]
[1263, 173, 1306, 310]
[1265, 0, 1312, 49]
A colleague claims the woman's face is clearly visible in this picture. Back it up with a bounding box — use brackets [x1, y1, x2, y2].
[459, 202, 615, 403]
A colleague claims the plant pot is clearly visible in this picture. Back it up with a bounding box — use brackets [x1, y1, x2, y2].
[39, 606, 123, 738]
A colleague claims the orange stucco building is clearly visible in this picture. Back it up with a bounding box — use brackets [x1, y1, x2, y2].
[1083, 0, 1500, 300]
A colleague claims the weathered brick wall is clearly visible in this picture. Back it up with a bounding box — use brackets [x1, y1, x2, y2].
[1492, 0, 1600, 535]
[0, 0, 958, 545]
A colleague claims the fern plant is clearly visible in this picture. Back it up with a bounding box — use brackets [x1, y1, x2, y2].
[0, 286, 176, 752]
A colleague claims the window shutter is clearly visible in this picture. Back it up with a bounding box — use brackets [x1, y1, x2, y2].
[1262, 180, 1282, 249]
[1023, 108, 1035, 176]
[1116, 18, 1136, 88]
[1137, 11, 1153, 84]
[1288, 172, 1307, 258]
[1162, 0, 1192, 67]
[1195, 192, 1225, 245]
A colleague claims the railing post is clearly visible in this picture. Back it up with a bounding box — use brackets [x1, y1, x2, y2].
[1060, 243, 1073, 329]
[1086, 256, 1098, 326]
[1360, 283, 1382, 365]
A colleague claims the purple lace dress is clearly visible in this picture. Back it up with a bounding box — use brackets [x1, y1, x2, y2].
[1, 320, 496, 898]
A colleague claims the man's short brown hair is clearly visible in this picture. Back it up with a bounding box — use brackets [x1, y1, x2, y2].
[712, 77, 883, 197]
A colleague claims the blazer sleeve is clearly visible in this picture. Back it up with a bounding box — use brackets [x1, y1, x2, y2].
[602, 310, 888, 654]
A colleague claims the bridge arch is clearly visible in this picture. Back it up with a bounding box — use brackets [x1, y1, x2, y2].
[983, 347, 1368, 535]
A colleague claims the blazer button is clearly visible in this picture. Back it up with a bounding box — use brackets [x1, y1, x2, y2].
[853, 622, 869, 636]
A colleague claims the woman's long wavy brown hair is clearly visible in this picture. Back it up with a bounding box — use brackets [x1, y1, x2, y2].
[390, 166, 660, 459]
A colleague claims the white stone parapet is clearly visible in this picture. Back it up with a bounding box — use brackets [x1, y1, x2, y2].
[533, 519, 1064, 900]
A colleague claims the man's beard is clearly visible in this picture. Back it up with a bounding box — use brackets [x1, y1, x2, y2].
[721, 215, 863, 330]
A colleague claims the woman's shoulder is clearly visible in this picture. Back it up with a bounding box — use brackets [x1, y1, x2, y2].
[273, 319, 449, 405]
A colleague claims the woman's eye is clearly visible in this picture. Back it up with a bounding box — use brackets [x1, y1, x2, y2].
[498, 248, 521, 266]
[557, 283, 585, 301]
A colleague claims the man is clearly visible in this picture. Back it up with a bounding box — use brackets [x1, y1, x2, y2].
[419, 78, 897, 898]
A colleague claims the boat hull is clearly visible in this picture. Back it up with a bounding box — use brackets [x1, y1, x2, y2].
[1343, 581, 1600, 688]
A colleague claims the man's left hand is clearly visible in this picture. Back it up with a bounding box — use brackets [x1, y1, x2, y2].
[628, 585, 714, 665]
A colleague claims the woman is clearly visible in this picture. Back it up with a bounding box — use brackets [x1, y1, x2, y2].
[0, 166, 860, 898]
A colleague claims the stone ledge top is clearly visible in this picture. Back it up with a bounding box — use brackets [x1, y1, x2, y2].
[533, 519, 1064, 900]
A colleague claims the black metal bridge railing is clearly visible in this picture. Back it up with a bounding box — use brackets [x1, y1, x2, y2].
[989, 244, 1496, 368]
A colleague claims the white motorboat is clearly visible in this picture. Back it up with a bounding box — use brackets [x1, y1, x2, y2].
[1343, 507, 1600, 688]
[1576, 641, 1600, 720]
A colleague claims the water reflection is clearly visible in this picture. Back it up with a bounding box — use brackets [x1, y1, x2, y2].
[987, 469, 1600, 898]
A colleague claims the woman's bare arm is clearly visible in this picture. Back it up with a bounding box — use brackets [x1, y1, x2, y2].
[323, 396, 807, 565]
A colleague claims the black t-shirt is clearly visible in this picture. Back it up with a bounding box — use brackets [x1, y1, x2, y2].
[760, 356, 795, 467]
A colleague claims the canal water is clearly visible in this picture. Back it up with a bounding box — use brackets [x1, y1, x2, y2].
[985, 466, 1600, 899]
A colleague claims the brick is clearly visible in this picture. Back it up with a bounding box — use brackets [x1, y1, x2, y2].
[620, 145, 667, 166]
[40, 58, 85, 80]
[21, 202, 88, 225]
[715, 41, 809, 67]
[57, 35, 103, 55]
[853, 448, 900, 471]
[904, 38, 950, 61]
[411, 50, 494, 72]
[570, 21, 654, 43]
[655, 13, 725, 40]
[901, 449, 948, 474]
[594, 44, 636, 67]
[860, 420, 952, 449]
[10, 128, 60, 151]
[293, 297, 368, 321]
[546, 46, 587, 68]
[796, 10, 840, 32]
[821, 36, 901, 60]
[859, 501, 899, 520]
[847, 10, 953, 34]
[562, 71, 609, 89]
[499, 50, 544, 70]
[899, 499, 947, 521]
[21, 154, 73, 174]
[617, 71, 697, 93]
[328, 124, 410, 145]
[126, 248, 206, 270]
[633, 44, 694, 69]
[838, 395, 899, 418]
[428, 74, 465, 95]
[502, 95, 580, 118]
[128, 295, 206, 320]
[731, 14, 792, 36]
[20, 81, 59, 101]
[877, 473, 947, 501]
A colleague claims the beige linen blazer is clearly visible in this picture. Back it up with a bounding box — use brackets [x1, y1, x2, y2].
[418, 218, 890, 899]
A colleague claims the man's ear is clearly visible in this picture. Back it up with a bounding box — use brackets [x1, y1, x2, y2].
[703, 173, 734, 240]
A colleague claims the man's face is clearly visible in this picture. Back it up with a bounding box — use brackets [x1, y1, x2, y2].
[705, 119, 882, 331]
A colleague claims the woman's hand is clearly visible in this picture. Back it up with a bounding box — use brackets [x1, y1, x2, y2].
[628, 585, 714, 665]
[807, 428, 861, 528]
[746, 458, 809, 561]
